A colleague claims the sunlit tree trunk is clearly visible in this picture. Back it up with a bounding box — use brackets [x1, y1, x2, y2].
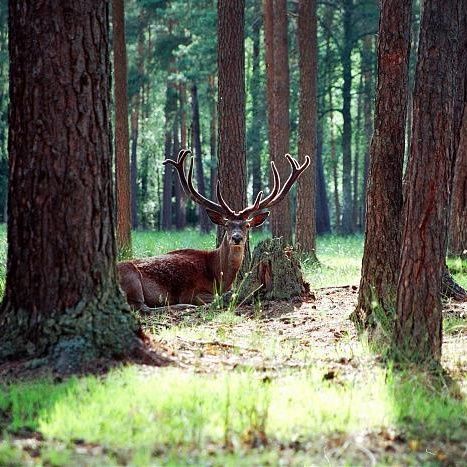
[394, 0, 465, 363]
[295, 0, 317, 258]
[352, 0, 411, 332]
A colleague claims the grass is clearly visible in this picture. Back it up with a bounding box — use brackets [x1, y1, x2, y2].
[0, 226, 465, 465]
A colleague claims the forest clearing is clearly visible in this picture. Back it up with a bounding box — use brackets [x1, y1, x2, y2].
[1, 0, 467, 466]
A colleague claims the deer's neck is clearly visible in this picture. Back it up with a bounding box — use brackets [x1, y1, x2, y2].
[212, 235, 245, 292]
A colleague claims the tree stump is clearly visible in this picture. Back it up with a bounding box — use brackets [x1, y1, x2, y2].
[237, 238, 310, 303]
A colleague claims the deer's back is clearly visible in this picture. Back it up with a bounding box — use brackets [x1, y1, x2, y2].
[118, 249, 216, 305]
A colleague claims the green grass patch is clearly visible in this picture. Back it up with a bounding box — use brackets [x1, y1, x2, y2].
[1, 364, 465, 464]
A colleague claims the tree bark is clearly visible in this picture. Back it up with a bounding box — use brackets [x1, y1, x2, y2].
[295, 0, 317, 258]
[340, 0, 354, 235]
[361, 35, 374, 228]
[130, 96, 139, 230]
[217, 0, 247, 243]
[248, 14, 263, 200]
[352, 0, 411, 332]
[0, 0, 152, 371]
[449, 105, 467, 258]
[394, 0, 464, 363]
[177, 82, 187, 229]
[269, 0, 292, 243]
[112, 0, 132, 258]
[191, 83, 211, 233]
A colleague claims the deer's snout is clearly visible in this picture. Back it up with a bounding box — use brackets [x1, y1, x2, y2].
[231, 232, 243, 244]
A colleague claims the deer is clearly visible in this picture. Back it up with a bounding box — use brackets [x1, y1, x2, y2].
[117, 149, 310, 314]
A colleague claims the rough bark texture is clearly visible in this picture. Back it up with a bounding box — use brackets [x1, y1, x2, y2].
[0, 0, 147, 371]
[295, 0, 317, 257]
[191, 83, 211, 233]
[130, 95, 139, 229]
[217, 0, 247, 239]
[449, 106, 467, 258]
[361, 35, 374, 228]
[263, 0, 276, 196]
[270, 0, 292, 243]
[249, 15, 263, 199]
[352, 0, 411, 332]
[112, 0, 132, 258]
[237, 238, 310, 304]
[394, 0, 462, 363]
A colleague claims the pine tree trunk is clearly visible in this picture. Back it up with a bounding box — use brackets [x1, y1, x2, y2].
[191, 83, 211, 233]
[112, 0, 132, 258]
[352, 0, 411, 333]
[449, 103, 467, 258]
[361, 35, 374, 228]
[217, 0, 247, 242]
[295, 0, 317, 258]
[208, 75, 218, 202]
[249, 14, 263, 199]
[130, 95, 139, 230]
[0, 0, 150, 371]
[394, 0, 464, 363]
[270, 0, 292, 243]
[177, 83, 187, 229]
[340, 0, 354, 235]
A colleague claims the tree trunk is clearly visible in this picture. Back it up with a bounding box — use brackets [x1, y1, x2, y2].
[449, 104, 467, 258]
[0, 0, 156, 372]
[130, 96, 139, 230]
[324, 7, 340, 231]
[112, 0, 132, 258]
[295, 0, 317, 258]
[269, 0, 292, 243]
[340, 0, 354, 235]
[352, 0, 411, 333]
[172, 113, 184, 231]
[248, 14, 263, 200]
[161, 81, 177, 231]
[361, 35, 374, 228]
[263, 0, 276, 203]
[217, 0, 247, 243]
[394, 0, 464, 363]
[353, 73, 363, 229]
[316, 121, 331, 234]
[191, 83, 211, 233]
[177, 82, 187, 229]
[208, 75, 218, 203]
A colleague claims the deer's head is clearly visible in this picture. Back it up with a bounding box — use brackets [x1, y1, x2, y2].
[163, 149, 310, 250]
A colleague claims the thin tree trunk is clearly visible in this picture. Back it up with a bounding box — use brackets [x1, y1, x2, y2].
[177, 82, 187, 229]
[353, 73, 363, 229]
[394, 0, 464, 363]
[449, 105, 467, 258]
[112, 0, 132, 258]
[295, 0, 317, 258]
[340, 0, 354, 235]
[352, 0, 411, 332]
[130, 95, 139, 230]
[217, 0, 247, 245]
[270, 0, 292, 243]
[249, 14, 263, 199]
[190, 83, 211, 233]
[208, 75, 218, 202]
[361, 35, 374, 228]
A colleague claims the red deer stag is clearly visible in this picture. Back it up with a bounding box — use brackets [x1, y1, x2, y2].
[118, 149, 310, 314]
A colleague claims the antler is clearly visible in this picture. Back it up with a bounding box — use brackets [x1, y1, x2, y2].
[163, 150, 310, 220]
[163, 149, 235, 217]
[239, 154, 311, 219]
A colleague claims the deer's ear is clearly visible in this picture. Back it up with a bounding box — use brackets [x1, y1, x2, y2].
[206, 208, 227, 226]
[248, 211, 269, 228]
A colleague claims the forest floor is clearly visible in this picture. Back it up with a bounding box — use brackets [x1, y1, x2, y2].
[0, 231, 466, 466]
